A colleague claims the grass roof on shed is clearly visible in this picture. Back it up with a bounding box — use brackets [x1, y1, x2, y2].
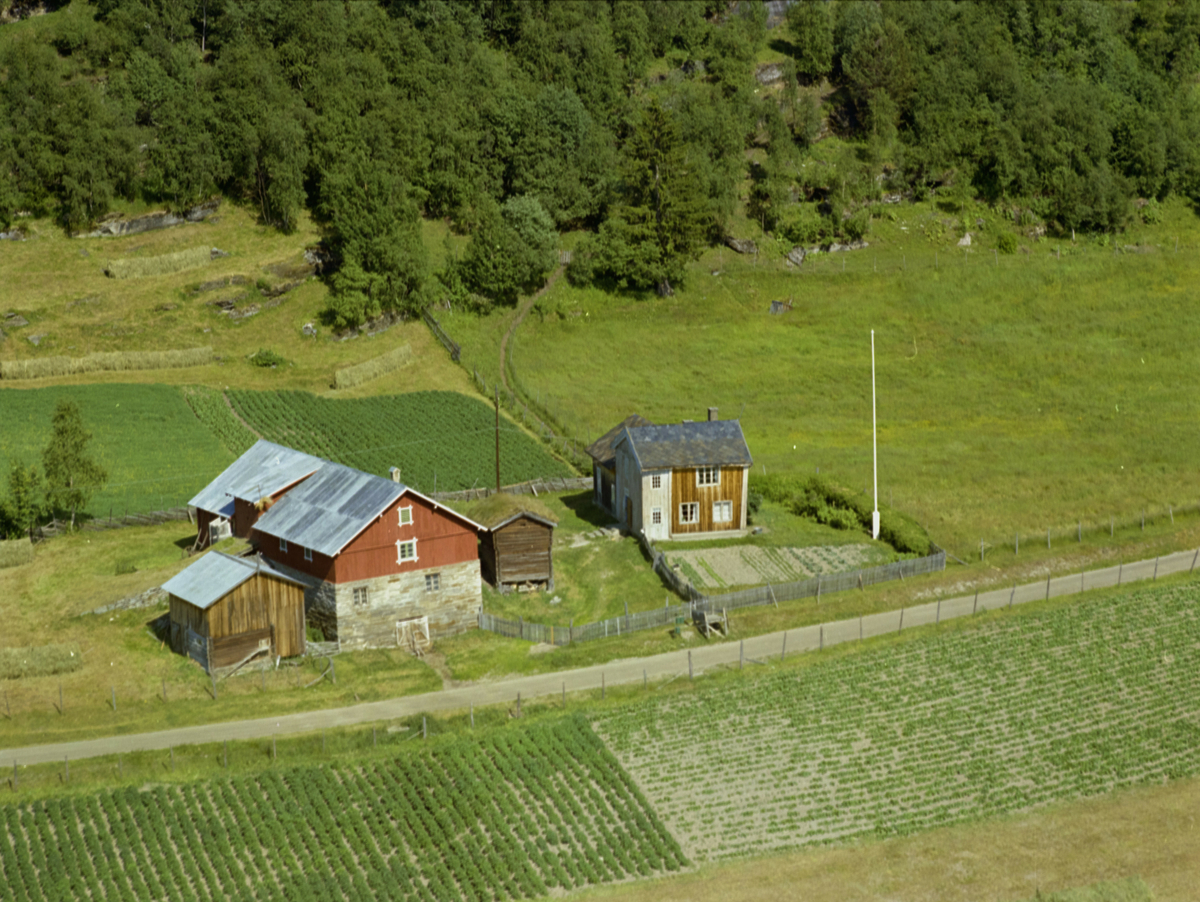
[455, 492, 558, 529]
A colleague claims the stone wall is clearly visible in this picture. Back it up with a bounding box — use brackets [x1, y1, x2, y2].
[268, 558, 480, 651]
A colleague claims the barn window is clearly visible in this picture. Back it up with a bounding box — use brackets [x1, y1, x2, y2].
[279, 538, 288, 553]
[425, 573, 440, 592]
[303, 546, 313, 562]
[696, 466, 719, 486]
[651, 474, 661, 489]
[353, 587, 369, 608]
[713, 500, 732, 523]
[651, 508, 662, 525]
[397, 539, 418, 564]
[679, 502, 699, 524]
[398, 506, 413, 526]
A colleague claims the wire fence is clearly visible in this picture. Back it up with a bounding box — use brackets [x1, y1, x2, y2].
[478, 531, 946, 646]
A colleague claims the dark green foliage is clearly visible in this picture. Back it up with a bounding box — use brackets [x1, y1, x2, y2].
[997, 232, 1019, 254]
[785, 0, 833, 83]
[41, 399, 108, 526]
[0, 462, 44, 539]
[753, 473, 932, 556]
[248, 349, 286, 368]
[458, 194, 557, 307]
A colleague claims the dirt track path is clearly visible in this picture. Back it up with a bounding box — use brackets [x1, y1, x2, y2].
[3, 548, 1196, 766]
[498, 265, 564, 394]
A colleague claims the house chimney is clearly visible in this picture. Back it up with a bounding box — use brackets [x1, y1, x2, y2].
[389, 467, 402, 483]
[708, 407, 718, 422]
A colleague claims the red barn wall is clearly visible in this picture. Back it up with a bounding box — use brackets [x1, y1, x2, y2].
[334, 492, 478, 583]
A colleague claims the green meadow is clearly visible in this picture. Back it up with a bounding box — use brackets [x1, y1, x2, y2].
[509, 199, 1200, 556]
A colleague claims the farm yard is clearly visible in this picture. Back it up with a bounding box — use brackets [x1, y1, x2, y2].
[595, 580, 1200, 863]
[227, 389, 572, 493]
[0, 717, 684, 902]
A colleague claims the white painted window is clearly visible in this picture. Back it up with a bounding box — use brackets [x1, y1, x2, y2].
[398, 506, 413, 526]
[425, 573, 440, 592]
[353, 586, 369, 608]
[651, 508, 662, 525]
[303, 546, 313, 562]
[696, 466, 719, 486]
[651, 474, 662, 489]
[279, 537, 288, 553]
[713, 500, 732, 523]
[679, 502, 699, 524]
[397, 539, 418, 564]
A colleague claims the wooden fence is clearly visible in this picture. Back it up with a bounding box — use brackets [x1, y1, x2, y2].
[422, 309, 461, 361]
[478, 534, 946, 646]
[432, 476, 592, 503]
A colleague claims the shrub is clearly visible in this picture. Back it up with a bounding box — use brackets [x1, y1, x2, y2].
[1140, 198, 1162, 225]
[843, 209, 871, 242]
[105, 246, 212, 279]
[997, 232, 1019, 254]
[751, 473, 932, 555]
[249, 349, 286, 368]
[775, 203, 826, 246]
[332, 343, 413, 390]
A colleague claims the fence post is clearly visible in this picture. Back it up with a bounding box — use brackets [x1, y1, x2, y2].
[1154, 556, 1159, 580]
[602, 672, 606, 698]
[739, 640, 744, 670]
[1192, 549, 1198, 573]
[687, 651, 693, 680]
[859, 616, 863, 641]
[1078, 521, 1081, 542]
[1047, 528, 1050, 549]
[1010, 584, 1016, 608]
[517, 693, 521, 717]
[423, 716, 427, 739]
[643, 668, 647, 690]
[1046, 574, 1051, 600]
[936, 599, 941, 624]
[1119, 560, 1123, 585]
[562, 682, 565, 707]
[973, 589, 978, 614]
[781, 632, 787, 661]
[819, 625, 824, 650]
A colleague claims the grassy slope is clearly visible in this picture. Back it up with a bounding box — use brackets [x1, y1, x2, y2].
[513, 197, 1200, 556]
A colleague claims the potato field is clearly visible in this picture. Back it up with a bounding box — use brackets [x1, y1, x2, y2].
[0, 718, 684, 902]
[596, 582, 1200, 862]
[227, 389, 572, 492]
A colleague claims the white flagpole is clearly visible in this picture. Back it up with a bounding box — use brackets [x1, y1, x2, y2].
[871, 329, 880, 540]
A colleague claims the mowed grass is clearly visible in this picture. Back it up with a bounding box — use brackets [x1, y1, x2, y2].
[0, 383, 234, 515]
[0, 204, 474, 397]
[510, 197, 1200, 556]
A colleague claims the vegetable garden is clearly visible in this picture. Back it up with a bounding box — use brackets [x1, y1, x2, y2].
[0, 716, 684, 902]
[595, 581, 1200, 862]
[227, 389, 573, 492]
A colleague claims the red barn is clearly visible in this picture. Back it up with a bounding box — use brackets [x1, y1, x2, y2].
[250, 462, 484, 651]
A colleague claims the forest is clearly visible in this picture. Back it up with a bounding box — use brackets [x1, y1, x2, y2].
[3, 0, 1199, 322]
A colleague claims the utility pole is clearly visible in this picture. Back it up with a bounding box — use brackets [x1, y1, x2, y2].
[871, 329, 880, 539]
[494, 386, 501, 492]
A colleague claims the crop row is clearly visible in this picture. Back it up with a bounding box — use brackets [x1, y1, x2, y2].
[595, 581, 1200, 861]
[227, 389, 572, 492]
[0, 716, 682, 902]
[181, 386, 258, 457]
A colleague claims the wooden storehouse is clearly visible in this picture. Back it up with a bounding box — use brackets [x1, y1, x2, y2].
[161, 551, 307, 674]
[466, 494, 557, 592]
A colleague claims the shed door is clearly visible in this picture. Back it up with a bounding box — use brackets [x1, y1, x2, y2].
[625, 496, 633, 531]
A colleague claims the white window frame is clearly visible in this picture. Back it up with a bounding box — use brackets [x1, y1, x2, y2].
[353, 586, 369, 608]
[425, 573, 440, 592]
[651, 474, 662, 489]
[303, 546, 313, 562]
[279, 537, 288, 553]
[398, 505, 413, 527]
[679, 502, 699, 524]
[712, 500, 732, 524]
[396, 539, 418, 564]
[651, 507, 662, 525]
[696, 466, 719, 487]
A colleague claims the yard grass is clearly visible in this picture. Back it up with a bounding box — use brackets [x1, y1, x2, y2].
[506, 195, 1200, 559]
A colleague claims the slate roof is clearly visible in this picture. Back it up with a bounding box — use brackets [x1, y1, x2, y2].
[585, 414, 654, 468]
[161, 551, 304, 611]
[617, 420, 752, 470]
[250, 462, 406, 558]
[189, 440, 324, 517]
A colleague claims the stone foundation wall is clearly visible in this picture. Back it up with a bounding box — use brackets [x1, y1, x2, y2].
[335, 560, 481, 652]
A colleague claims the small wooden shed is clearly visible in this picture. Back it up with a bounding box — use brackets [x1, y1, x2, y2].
[161, 551, 306, 674]
[466, 494, 558, 592]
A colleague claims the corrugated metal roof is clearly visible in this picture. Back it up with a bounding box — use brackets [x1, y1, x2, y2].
[251, 462, 404, 557]
[189, 440, 324, 515]
[620, 420, 753, 469]
[586, 414, 654, 468]
[161, 551, 304, 611]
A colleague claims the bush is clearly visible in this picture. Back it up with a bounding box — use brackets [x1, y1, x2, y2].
[332, 343, 413, 389]
[751, 473, 932, 555]
[843, 209, 871, 242]
[1140, 198, 1162, 225]
[775, 203, 826, 246]
[997, 232, 1019, 254]
[249, 349, 286, 368]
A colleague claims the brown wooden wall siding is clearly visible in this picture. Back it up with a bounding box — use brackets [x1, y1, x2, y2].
[210, 627, 273, 669]
[195, 509, 217, 549]
[493, 517, 552, 584]
[670, 466, 747, 534]
[167, 571, 306, 658]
